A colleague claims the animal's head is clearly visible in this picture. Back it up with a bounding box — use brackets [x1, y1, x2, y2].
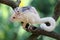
[10, 7, 24, 22]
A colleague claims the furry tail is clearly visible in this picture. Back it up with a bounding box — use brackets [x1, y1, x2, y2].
[40, 17, 56, 32]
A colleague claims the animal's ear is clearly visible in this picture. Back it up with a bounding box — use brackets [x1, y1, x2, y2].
[14, 7, 19, 13]
[14, 7, 22, 14]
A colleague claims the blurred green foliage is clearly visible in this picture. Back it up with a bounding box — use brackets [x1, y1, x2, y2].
[0, 0, 60, 40]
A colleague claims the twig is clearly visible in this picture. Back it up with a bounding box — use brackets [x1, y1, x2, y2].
[53, 1, 60, 21]
[17, 0, 21, 6]
[12, 33, 17, 40]
[0, 0, 20, 9]
[27, 34, 39, 40]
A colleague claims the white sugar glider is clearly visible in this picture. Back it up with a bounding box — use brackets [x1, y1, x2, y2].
[10, 6, 56, 32]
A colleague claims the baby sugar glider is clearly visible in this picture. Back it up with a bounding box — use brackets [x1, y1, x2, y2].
[10, 6, 56, 32]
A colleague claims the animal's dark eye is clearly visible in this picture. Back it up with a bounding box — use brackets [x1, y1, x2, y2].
[13, 17, 15, 19]
[16, 11, 20, 15]
[17, 11, 19, 12]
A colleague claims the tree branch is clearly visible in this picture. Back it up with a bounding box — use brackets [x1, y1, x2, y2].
[53, 1, 60, 21]
[26, 25, 60, 40]
[0, 0, 20, 9]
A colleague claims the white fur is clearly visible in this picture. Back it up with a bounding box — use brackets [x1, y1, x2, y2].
[40, 17, 56, 32]
[11, 6, 56, 32]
